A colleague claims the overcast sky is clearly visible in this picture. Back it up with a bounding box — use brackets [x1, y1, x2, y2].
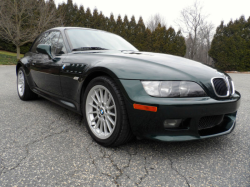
[54, 0, 250, 32]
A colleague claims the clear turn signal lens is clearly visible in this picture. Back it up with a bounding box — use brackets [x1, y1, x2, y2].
[141, 81, 161, 96]
[179, 81, 190, 97]
[160, 81, 172, 97]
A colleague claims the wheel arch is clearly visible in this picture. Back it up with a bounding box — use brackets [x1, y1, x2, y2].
[80, 67, 135, 145]
[80, 67, 131, 113]
[16, 62, 22, 75]
[16, 58, 30, 76]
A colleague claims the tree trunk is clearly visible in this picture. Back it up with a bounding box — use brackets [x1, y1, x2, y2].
[16, 46, 20, 60]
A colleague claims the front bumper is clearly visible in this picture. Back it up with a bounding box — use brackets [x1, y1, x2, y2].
[120, 79, 241, 142]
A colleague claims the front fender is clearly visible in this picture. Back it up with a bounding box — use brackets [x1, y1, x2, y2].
[16, 53, 34, 89]
[16, 53, 32, 75]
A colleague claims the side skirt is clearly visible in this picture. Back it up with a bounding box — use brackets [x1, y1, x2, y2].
[32, 88, 82, 115]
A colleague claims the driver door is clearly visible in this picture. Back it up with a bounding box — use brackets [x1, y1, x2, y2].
[30, 31, 67, 96]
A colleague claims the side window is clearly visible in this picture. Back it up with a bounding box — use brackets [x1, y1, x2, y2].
[40, 31, 60, 56]
[33, 31, 66, 56]
[31, 33, 44, 53]
[31, 32, 53, 53]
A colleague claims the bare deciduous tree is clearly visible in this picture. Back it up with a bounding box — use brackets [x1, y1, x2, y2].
[147, 13, 167, 31]
[0, 0, 63, 59]
[199, 23, 214, 65]
[176, 0, 205, 60]
[176, 0, 214, 65]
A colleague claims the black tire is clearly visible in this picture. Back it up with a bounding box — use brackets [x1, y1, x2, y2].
[17, 67, 38, 101]
[82, 76, 134, 147]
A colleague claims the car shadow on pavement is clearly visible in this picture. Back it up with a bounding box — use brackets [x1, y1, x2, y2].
[32, 97, 234, 159]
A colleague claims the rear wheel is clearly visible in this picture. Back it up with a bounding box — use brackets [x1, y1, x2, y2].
[83, 76, 134, 147]
[17, 67, 37, 100]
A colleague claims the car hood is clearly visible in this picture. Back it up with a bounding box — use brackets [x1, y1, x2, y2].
[65, 50, 230, 96]
[85, 50, 226, 81]
[66, 50, 228, 91]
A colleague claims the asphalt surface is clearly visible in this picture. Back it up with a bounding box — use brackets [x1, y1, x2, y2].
[0, 65, 249, 186]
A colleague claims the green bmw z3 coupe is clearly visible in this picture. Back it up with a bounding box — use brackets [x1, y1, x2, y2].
[16, 27, 241, 146]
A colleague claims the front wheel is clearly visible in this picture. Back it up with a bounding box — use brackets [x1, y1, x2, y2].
[17, 67, 37, 100]
[82, 76, 134, 147]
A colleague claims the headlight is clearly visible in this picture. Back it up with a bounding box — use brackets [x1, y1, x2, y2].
[141, 81, 207, 97]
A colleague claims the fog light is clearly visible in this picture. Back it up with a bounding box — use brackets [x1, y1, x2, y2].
[164, 119, 182, 128]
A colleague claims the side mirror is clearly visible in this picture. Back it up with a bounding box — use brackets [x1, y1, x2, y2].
[37, 44, 54, 60]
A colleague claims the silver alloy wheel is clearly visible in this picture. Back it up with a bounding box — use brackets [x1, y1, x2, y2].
[86, 85, 117, 139]
[17, 70, 25, 97]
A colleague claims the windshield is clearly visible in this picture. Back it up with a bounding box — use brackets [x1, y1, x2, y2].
[66, 29, 138, 51]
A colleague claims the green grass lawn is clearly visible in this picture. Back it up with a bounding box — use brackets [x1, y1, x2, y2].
[0, 50, 24, 65]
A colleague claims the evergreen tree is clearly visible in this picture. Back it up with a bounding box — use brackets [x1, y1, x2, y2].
[92, 8, 100, 29]
[173, 30, 186, 57]
[152, 23, 165, 53]
[48, 0, 57, 10]
[72, 4, 79, 25]
[0, 0, 187, 58]
[163, 27, 185, 56]
[62, 0, 78, 26]
[57, 2, 67, 25]
[150, 24, 186, 56]
[129, 16, 137, 44]
[85, 8, 92, 28]
[163, 26, 174, 54]
[115, 15, 123, 35]
[134, 16, 146, 50]
[75, 5, 85, 27]
[121, 15, 130, 41]
[143, 28, 152, 51]
[209, 16, 250, 71]
[107, 13, 116, 33]
[97, 12, 107, 30]
[103, 16, 110, 31]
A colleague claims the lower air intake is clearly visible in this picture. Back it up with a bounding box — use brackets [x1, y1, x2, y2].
[198, 115, 224, 130]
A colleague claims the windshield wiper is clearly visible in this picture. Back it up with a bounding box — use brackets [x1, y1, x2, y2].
[72, 47, 108, 51]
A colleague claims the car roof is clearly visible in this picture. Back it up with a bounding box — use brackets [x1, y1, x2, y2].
[47, 27, 108, 33]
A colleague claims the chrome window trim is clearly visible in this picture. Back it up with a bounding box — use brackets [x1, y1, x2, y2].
[211, 77, 230, 97]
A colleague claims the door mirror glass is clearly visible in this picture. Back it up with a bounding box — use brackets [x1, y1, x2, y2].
[37, 44, 53, 59]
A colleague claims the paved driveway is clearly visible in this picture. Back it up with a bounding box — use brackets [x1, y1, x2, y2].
[0, 65, 249, 186]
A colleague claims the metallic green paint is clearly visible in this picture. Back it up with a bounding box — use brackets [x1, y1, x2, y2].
[123, 92, 239, 141]
[16, 27, 241, 143]
[119, 79, 240, 141]
[151, 115, 236, 142]
[119, 79, 240, 105]
[65, 50, 228, 99]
